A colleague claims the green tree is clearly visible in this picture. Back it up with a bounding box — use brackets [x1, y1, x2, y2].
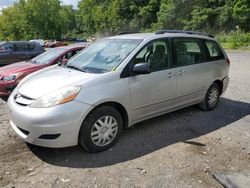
[154, 0, 197, 30]
[77, 0, 161, 34]
[0, 2, 29, 40]
[59, 5, 77, 38]
[78, 0, 98, 34]
[0, 0, 250, 41]
[184, 0, 234, 33]
[24, 0, 62, 39]
[233, 0, 250, 31]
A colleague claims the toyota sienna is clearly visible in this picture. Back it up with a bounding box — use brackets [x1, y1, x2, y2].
[7, 30, 230, 152]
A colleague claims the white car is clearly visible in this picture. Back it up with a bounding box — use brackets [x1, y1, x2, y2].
[8, 30, 230, 152]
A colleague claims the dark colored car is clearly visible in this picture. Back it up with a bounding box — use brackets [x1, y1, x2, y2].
[76, 38, 87, 42]
[0, 41, 45, 66]
[0, 44, 87, 97]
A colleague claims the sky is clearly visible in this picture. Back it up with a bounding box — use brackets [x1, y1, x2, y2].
[0, 0, 79, 9]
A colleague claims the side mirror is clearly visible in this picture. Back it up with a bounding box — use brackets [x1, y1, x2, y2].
[133, 63, 150, 75]
[59, 58, 68, 66]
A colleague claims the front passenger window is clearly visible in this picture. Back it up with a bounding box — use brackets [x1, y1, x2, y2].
[134, 40, 170, 72]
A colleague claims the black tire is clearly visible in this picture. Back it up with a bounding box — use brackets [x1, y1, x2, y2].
[0, 96, 8, 102]
[79, 105, 123, 153]
[199, 83, 220, 111]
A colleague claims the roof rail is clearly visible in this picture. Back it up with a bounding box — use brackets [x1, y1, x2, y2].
[155, 30, 214, 38]
[117, 32, 140, 35]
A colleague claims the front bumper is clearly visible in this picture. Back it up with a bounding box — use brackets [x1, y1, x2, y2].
[7, 94, 92, 148]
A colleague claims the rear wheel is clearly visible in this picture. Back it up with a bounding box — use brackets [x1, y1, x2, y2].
[199, 83, 220, 111]
[79, 106, 123, 152]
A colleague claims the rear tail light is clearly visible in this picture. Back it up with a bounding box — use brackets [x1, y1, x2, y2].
[226, 58, 230, 65]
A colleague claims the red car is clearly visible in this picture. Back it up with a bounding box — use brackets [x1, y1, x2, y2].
[0, 44, 87, 97]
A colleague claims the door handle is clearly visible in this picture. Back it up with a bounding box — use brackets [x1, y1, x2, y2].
[177, 70, 185, 76]
[167, 72, 174, 78]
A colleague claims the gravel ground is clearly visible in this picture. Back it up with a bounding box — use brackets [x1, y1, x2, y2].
[0, 51, 249, 188]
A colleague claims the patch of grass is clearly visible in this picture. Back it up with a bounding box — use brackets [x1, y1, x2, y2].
[216, 32, 250, 50]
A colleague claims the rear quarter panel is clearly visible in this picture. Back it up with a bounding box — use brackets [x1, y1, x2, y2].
[206, 40, 230, 85]
[212, 59, 229, 81]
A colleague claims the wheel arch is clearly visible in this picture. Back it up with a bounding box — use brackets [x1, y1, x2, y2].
[213, 79, 223, 95]
[84, 101, 129, 129]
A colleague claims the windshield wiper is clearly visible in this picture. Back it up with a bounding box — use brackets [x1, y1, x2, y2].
[66, 65, 85, 72]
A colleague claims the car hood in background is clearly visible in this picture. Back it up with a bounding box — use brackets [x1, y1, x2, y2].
[0, 61, 42, 76]
[17, 66, 101, 99]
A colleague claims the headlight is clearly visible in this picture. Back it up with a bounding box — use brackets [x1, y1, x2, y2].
[30, 86, 81, 108]
[2, 73, 22, 81]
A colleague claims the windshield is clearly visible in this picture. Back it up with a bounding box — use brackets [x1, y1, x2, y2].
[66, 39, 142, 73]
[31, 48, 65, 65]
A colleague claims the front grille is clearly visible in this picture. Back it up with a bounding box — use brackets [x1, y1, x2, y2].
[14, 93, 34, 106]
[17, 126, 29, 136]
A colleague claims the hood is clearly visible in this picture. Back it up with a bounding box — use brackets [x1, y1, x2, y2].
[0, 61, 41, 76]
[17, 66, 101, 99]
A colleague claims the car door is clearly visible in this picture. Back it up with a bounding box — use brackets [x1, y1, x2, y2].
[172, 38, 214, 108]
[129, 39, 177, 123]
[0, 43, 14, 65]
[13, 43, 30, 62]
[27, 42, 38, 59]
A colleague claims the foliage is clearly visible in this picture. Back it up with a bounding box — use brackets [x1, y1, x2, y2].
[233, 0, 250, 31]
[217, 31, 250, 49]
[183, 0, 235, 34]
[154, 0, 197, 30]
[0, 0, 76, 40]
[0, 0, 249, 43]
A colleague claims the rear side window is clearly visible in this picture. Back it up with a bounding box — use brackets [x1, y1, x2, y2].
[15, 43, 29, 51]
[173, 38, 204, 67]
[0, 43, 13, 52]
[205, 40, 224, 60]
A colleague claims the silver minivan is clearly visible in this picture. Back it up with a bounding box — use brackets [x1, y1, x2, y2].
[8, 30, 230, 152]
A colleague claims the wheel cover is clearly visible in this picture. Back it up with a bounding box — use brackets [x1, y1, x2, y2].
[208, 87, 219, 107]
[91, 116, 118, 147]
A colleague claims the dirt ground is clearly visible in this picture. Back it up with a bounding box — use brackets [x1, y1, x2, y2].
[0, 51, 250, 188]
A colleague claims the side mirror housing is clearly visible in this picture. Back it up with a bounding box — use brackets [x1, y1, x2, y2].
[133, 63, 150, 75]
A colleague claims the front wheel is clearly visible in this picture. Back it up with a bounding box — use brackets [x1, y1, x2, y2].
[0, 96, 9, 102]
[199, 83, 220, 111]
[79, 106, 123, 153]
